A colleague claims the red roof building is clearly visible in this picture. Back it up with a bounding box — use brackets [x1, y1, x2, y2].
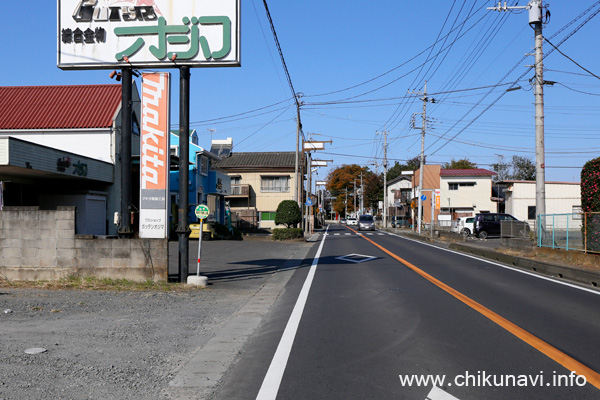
[0, 85, 122, 130]
[440, 168, 497, 177]
[0, 84, 140, 236]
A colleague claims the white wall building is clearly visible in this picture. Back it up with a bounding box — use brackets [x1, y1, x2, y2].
[439, 169, 497, 218]
[502, 180, 581, 223]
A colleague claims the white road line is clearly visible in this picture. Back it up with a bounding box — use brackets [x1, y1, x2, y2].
[425, 385, 461, 400]
[386, 231, 600, 296]
[345, 233, 351, 236]
[256, 226, 329, 400]
[334, 233, 340, 236]
[366, 233, 374, 236]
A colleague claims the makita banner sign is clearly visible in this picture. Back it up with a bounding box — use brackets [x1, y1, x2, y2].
[139, 72, 170, 238]
[57, 0, 241, 69]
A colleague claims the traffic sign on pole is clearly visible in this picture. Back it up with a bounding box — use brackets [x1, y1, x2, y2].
[195, 204, 210, 220]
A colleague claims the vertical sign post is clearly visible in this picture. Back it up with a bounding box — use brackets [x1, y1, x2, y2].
[140, 72, 170, 239]
[189, 204, 210, 287]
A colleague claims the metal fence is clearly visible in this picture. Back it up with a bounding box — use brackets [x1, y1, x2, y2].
[537, 213, 600, 254]
[500, 220, 532, 239]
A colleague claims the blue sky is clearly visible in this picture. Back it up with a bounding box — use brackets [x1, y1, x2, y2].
[4, 1, 600, 183]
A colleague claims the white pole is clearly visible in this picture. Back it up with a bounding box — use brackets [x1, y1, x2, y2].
[196, 219, 203, 276]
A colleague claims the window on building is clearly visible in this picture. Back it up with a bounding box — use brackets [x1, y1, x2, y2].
[528, 206, 536, 220]
[449, 182, 476, 191]
[231, 176, 241, 185]
[261, 176, 289, 192]
[200, 156, 209, 176]
[261, 211, 277, 221]
[573, 205, 582, 220]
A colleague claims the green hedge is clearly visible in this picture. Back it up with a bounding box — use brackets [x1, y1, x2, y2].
[272, 228, 304, 241]
[581, 158, 600, 251]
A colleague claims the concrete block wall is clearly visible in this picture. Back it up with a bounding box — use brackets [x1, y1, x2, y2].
[0, 207, 167, 281]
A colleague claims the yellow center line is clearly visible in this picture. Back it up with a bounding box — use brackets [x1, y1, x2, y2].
[346, 226, 600, 390]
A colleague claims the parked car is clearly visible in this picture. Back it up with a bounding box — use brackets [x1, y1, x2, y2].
[391, 216, 405, 228]
[340, 218, 347, 224]
[358, 214, 375, 231]
[473, 213, 529, 239]
[451, 218, 464, 234]
[461, 217, 475, 236]
[347, 217, 358, 226]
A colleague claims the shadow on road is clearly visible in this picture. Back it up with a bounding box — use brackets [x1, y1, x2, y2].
[203, 258, 312, 283]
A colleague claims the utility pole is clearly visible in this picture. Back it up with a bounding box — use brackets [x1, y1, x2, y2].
[410, 82, 435, 234]
[533, 0, 547, 220]
[360, 171, 364, 215]
[353, 178, 357, 217]
[488, 0, 547, 221]
[345, 187, 348, 217]
[377, 131, 388, 227]
[305, 151, 312, 235]
[294, 104, 301, 205]
[417, 83, 426, 235]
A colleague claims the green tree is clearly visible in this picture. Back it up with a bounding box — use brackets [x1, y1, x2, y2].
[326, 164, 367, 216]
[274, 200, 302, 228]
[512, 156, 535, 180]
[363, 171, 383, 209]
[442, 158, 477, 169]
[387, 156, 422, 181]
[491, 155, 535, 181]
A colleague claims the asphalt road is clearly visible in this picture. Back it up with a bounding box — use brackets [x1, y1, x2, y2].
[212, 224, 600, 400]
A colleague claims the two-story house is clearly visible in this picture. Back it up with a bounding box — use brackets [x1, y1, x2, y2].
[386, 172, 413, 226]
[214, 150, 302, 230]
[439, 169, 497, 219]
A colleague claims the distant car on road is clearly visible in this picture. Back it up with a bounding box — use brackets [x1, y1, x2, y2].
[347, 218, 358, 226]
[358, 215, 375, 231]
[340, 218, 347, 224]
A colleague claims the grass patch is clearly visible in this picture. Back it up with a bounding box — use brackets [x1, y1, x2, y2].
[0, 275, 203, 292]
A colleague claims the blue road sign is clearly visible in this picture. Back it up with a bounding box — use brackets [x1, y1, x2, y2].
[306, 198, 313, 206]
[421, 195, 427, 201]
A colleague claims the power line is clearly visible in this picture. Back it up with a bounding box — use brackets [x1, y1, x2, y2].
[262, 0, 300, 109]
[544, 37, 600, 81]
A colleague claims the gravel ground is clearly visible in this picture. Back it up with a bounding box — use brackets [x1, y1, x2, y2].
[0, 239, 313, 400]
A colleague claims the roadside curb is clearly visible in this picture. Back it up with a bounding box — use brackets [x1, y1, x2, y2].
[385, 229, 600, 289]
[449, 242, 600, 288]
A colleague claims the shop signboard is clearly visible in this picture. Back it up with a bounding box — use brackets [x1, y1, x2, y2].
[139, 72, 170, 238]
[57, 0, 241, 70]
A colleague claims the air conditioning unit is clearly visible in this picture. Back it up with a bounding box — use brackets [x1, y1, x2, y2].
[170, 146, 179, 158]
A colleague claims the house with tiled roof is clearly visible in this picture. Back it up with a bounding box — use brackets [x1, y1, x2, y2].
[213, 150, 302, 229]
[0, 84, 141, 236]
[439, 168, 498, 219]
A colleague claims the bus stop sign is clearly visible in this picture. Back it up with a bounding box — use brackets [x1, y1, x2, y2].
[195, 204, 210, 220]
